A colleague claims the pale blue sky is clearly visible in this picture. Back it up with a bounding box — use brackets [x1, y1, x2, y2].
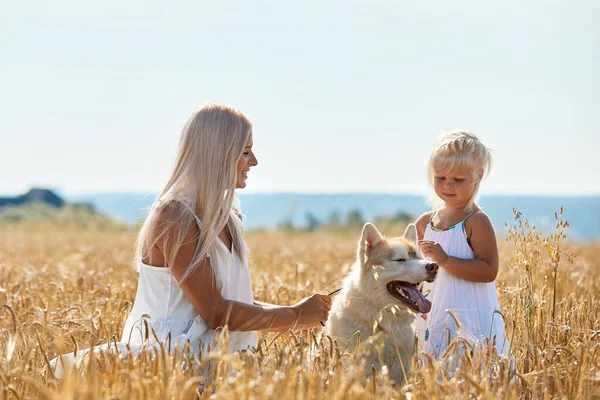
[1, 1, 598, 196]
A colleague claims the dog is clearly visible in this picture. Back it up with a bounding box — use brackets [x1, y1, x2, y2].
[325, 222, 438, 384]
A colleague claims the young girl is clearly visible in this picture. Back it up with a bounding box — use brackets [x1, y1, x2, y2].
[52, 104, 331, 376]
[415, 131, 509, 360]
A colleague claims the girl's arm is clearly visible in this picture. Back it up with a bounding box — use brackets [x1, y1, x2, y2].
[156, 217, 331, 332]
[414, 211, 435, 241]
[419, 212, 499, 283]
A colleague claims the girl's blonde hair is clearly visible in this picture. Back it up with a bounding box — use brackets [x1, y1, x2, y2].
[427, 130, 492, 212]
[135, 103, 252, 281]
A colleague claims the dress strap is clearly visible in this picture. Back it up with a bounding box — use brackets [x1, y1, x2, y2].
[428, 210, 438, 223]
[429, 209, 478, 232]
[461, 210, 479, 251]
[461, 210, 478, 224]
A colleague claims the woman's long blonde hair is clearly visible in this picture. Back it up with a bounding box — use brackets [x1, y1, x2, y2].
[135, 104, 252, 281]
[427, 130, 493, 212]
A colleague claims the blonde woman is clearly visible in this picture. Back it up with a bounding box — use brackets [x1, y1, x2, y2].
[51, 104, 331, 376]
[123, 103, 331, 348]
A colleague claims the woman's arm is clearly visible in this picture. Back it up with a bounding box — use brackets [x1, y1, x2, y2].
[254, 301, 309, 332]
[419, 212, 499, 283]
[159, 219, 331, 332]
[253, 300, 277, 308]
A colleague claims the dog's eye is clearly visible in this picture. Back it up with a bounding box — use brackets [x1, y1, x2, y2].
[394, 258, 406, 263]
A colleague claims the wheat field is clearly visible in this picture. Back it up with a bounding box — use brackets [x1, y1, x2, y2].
[0, 210, 598, 399]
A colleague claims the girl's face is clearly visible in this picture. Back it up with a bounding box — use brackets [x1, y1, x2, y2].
[432, 166, 479, 208]
[236, 133, 258, 189]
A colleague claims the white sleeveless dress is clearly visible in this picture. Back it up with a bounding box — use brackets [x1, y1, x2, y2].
[417, 212, 510, 359]
[51, 235, 257, 377]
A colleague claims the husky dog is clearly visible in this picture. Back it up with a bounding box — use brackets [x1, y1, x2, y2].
[325, 223, 438, 384]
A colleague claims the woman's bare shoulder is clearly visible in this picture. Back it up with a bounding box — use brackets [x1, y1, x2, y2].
[154, 198, 191, 221]
[147, 199, 200, 266]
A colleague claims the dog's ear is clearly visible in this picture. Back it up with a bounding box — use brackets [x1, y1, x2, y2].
[361, 223, 382, 250]
[403, 223, 418, 245]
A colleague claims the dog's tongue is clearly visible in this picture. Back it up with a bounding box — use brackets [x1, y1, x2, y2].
[402, 285, 432, 313]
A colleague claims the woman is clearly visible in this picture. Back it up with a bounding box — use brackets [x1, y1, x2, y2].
[124, 103, 332, 347]
[52, 104, 331, 376]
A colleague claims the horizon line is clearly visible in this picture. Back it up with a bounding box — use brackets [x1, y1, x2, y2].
[67, 190, 600, 198]
[2, 188, 600, 198]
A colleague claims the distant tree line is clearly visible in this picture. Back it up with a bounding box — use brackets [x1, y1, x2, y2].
[276, 209, 415, 233]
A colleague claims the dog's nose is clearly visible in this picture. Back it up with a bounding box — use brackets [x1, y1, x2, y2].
[426, 262, 438, 272]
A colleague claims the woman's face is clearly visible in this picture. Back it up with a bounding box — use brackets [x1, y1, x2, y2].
[236, 133, 258, 189]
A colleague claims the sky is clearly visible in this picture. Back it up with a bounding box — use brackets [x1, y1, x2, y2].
[1, 0, 598, 196]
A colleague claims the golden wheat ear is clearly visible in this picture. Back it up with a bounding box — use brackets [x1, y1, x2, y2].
[403, 223, 417, 245]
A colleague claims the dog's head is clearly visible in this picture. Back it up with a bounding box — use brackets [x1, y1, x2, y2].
[356, 222, 438, 314]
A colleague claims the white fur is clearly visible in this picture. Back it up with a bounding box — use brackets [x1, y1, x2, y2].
[325, 223, 437, 384]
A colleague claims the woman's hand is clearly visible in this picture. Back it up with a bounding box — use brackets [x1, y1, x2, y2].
[292, 294, 332, 329]
[419, 240, 449, 265]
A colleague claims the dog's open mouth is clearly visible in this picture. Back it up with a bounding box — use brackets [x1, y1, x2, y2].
[387, 281, 432, 314]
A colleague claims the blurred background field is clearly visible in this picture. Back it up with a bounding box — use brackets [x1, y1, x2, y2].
[0, 207, 598, 399]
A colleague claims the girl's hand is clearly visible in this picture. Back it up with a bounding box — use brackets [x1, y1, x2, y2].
[419, 240, 449, 265]
[292, 294, 332, 329]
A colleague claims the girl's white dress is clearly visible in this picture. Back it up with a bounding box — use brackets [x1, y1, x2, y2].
[417, 211, 510, 358]
[51, 235, 257, 377]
